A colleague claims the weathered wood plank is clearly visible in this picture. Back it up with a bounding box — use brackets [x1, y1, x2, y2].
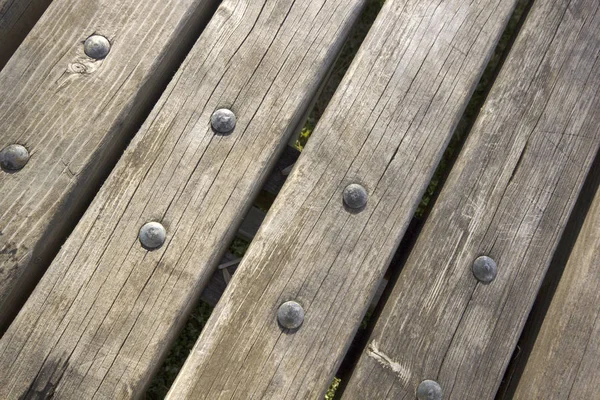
[167, 0, 521, 398]
[0, 0, 367, 398]
[0, 0, 52, 70]
[0, 0, 221, 331]
[509, 175, 600, 399]
[342, 0, 600, 398]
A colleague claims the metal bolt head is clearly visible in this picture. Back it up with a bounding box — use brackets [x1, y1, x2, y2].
[343, 183, 368, 210]
[277, 301, 304, 330]
[416, 380, 443, 400]
[211, 108, 236, 134]
[139, 222, 166, 250]
[472, 255, 497, 284]
[84, 35, 110, 59]
[0, 144, 29, 171]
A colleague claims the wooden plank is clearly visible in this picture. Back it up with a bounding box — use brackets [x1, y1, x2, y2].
[342, 0, 600, 398]
[167, 0, 521, 398]
[0, 0, 52, 70]
[0, 0, 367, 398]
[0, 0, 221, 331]
[509, 177, 600, 399]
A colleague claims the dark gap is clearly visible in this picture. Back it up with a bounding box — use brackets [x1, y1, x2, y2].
[0, 0, 54, 71]
[495, 152, 600, 399]
[145, 1, 387, 398]
[334, 0, 535, 397]
[0, 0, 224, 335]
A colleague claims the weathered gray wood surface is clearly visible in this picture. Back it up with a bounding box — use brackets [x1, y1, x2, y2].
[0, 0, 52, 69]
[167, 0, 521, 398]
[0, 0, 367, 398]
[342, 0, 600, 398]
[0, 0, 220, 332]
[510, 178, 600, 399]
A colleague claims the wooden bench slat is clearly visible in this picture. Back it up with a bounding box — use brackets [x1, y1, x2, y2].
[342, 0, 600, 398]
[0, 0, 52, 70]
[0, 0, 367, 398]
[0, 0, 221, 331]
[166, 0, 521, 398]
[510, 176, 600, 398]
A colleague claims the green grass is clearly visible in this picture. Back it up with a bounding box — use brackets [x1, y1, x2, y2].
[325, 378, 342, 400]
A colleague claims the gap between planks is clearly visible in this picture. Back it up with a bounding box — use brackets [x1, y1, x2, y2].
[0, 0, 221, 333]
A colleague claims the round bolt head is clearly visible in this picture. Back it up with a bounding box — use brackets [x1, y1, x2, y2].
[343, 183, 368, 210]
[0, 144, 29, 171]
[472, 255, 497, 284]
[277, 301, 304, 330]
[139, 222, 166, 250]
[416, 380, 443, 400]
[84, 35, 111, 59]
[211, 108, 236, 134]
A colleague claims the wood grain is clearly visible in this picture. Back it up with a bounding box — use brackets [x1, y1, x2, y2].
[0, 0, 366, 398]
[167, 0, 520, 398]
[0, 0, 52, 70]
[510, 177, 600, 398]
[342, 0, 600, 398]
[0, 0, 220, 332]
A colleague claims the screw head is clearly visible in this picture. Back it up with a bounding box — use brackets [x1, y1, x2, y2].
[277, 301, 304, 330]
[211, 108, 236, 134]
[416, 380, 443, 400]
[0, 144, 29, 171]
[343, 183, 368, 210]
[138, 222, 166, 250]
[472, 255, 497, 284]
[84, 35, 111, 59]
